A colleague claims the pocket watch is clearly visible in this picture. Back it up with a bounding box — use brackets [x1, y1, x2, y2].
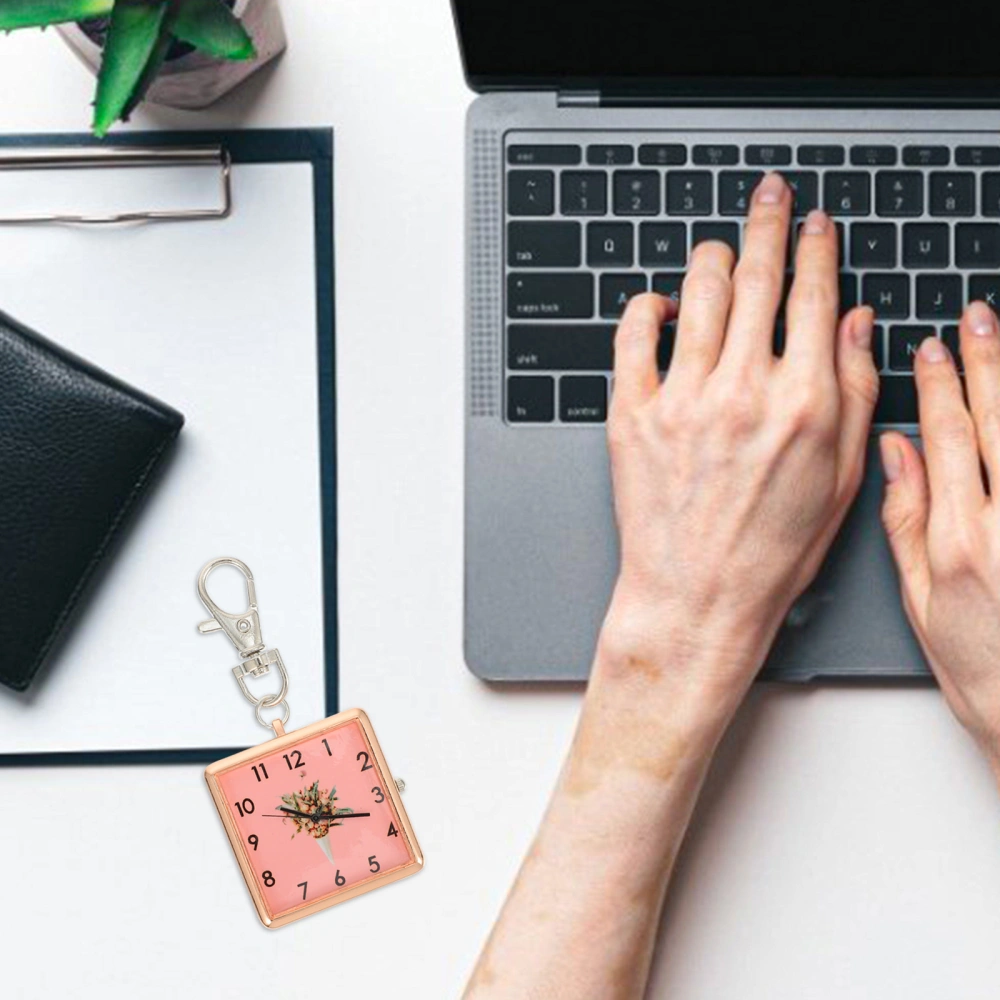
[198, 558, 423, 928]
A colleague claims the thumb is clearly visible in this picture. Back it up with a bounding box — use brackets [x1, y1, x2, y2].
[880, 431, 931, 612]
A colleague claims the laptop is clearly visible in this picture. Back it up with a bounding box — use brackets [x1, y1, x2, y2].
[457, 0, 1000, 682]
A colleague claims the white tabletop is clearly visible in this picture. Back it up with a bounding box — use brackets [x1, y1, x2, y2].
[2, 4, 1000, 998]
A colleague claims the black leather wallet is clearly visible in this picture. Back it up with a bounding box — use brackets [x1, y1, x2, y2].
[0, 310, 184, 691]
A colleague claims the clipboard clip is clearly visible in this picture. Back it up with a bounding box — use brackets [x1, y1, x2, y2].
[197, 557, 289, 726]
[0, 145, 232, 225]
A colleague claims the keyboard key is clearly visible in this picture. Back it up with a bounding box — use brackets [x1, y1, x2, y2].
[718, 171, 763, 215]
[863, 274, 910, 319]
[903, 223, 949, 269]
[851, 145, 897, 166]
[508, 145, 581, 166]
[851, 223, 897, 268]
[874, 376, 919, 424]
[507, 273, 594, 319]
[799, 145, 845, 166]
[560, 171, 607, 216]
[692, 222, 740, 254]
[667, 171, 713, 215]
[824, 172, 870, 216]
[903, 146, 949, 166]
[613, 171, 661, 215]
[942, 325, 963, 370]
[916, 274, 962, 319]
[873, 324, 886, 371]
[587, 222, 633, 267]
[956, 223, 1000, 268]
[600, 273, 648, 318]
[929, 172, 975, 217]
[889, 325, 935, 371]
[693, 144, 739, 165]
[507, 221, 581, 268]
[560, 375, 608, 422]
[839, 273, 858, 314]
[652, 272, 684, 303]
[875, 171, 923, 217]
[588, 144, 633, 165]
[746, 144, 792, 166]
[956, 146, 1000, 167]
[507, 324, 614, 371]
[507, 375, 555, 422]
[981, 173, 1000, 217]
[782, 171, 819, 215]
[969, 273, 1000, 310]
[639, 222, 687, 267]
[638, 144, 686, 166]
[507, 170, 554, 216]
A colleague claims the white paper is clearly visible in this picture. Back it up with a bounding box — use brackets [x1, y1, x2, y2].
[0, 161, 330, 753]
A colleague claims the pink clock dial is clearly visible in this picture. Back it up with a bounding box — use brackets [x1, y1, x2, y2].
[216, 717, 414, 920]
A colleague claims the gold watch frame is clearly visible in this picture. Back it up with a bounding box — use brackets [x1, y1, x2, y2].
[205, 707, 423, 928]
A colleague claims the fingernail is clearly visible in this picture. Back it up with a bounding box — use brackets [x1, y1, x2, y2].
[801, 209, 828, 235]
[756, 172, 785, 204]
[853, 307, 874, 347]
[880, 436, 903, 483]
[968, 300, 997, 337]
[920, 336, 948, 363]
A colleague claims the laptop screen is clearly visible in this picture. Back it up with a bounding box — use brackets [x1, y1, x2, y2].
[451, 0, 998, 98]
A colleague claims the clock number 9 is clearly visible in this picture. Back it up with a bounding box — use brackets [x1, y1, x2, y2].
[248, 834, 259, 851]
[234, 798, 255, 818]
[261, 871, 275, 887]
[357, 751, 374, 772]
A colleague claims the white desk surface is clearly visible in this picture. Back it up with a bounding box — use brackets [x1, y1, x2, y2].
[2, 4, 1000, 998]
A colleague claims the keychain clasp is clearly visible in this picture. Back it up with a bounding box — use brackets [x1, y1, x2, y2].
[197, 557, 290, 729]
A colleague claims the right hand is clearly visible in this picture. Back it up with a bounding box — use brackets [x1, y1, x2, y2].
[881, 301, 1000, 774]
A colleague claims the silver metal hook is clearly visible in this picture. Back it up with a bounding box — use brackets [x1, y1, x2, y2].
[197, 557, 264, 657]
[196, 556, 290, 730]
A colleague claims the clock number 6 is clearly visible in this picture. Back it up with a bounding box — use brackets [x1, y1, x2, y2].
[335, 870, 346, 886]
[357, 751, 374, 772]
[234, 798, 255, 818]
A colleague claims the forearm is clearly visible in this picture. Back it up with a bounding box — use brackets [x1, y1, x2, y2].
[464, 615, 767, 1000]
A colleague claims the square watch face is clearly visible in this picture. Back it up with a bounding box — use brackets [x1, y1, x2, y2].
[205, 709, 422, 927]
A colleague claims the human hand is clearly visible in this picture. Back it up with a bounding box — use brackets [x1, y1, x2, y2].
[598, 173, 878, 726]
[881, 303, 1000, 776]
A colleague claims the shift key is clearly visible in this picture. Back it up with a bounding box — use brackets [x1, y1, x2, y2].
[507, 272, 594, 319]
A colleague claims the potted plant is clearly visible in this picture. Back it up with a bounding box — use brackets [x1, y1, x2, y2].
[0, 0, 286, 136]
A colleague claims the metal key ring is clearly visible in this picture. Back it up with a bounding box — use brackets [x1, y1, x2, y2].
[256, 698, 290, 729]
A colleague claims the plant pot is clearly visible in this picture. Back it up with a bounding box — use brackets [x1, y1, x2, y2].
[57, 0, 286, 111]
[316, 835, 335, 866]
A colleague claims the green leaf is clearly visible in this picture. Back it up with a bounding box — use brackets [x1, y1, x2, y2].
[120, 7, 175, 121]
[0, 0, 114, 30]
[173, 0, 255, 60]
[92, 0, 167, 137]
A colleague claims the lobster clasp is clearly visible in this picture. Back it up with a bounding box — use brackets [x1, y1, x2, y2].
[196, 557, 265, 657]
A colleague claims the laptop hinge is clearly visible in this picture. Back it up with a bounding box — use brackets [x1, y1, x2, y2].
[557, 90, 601, 108]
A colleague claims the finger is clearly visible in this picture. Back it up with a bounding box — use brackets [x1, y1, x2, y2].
[880, 431, 931, 614]
[664, 238, 734, 388]
[958, 300, 1000, 492]
[915, 335, 986, 514]
[835, 306, 879, 496]
[610, 293, 677, 411]
[782, 209, 840, 371]
[719, 172, 790, 371]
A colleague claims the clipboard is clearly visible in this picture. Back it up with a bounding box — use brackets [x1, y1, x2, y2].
[0, 129, 337, 766]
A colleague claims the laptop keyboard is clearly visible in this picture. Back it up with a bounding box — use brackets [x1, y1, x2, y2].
[503, 133, 1000, 426]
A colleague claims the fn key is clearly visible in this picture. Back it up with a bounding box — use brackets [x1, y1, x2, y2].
[508, 376, 554, 423]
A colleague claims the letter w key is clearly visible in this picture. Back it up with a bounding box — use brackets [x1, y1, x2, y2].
[640, 222, 687, 268]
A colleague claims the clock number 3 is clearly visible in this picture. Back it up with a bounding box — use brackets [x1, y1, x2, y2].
[372, 786, 385, 803]
[357, 751, 374, 772]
